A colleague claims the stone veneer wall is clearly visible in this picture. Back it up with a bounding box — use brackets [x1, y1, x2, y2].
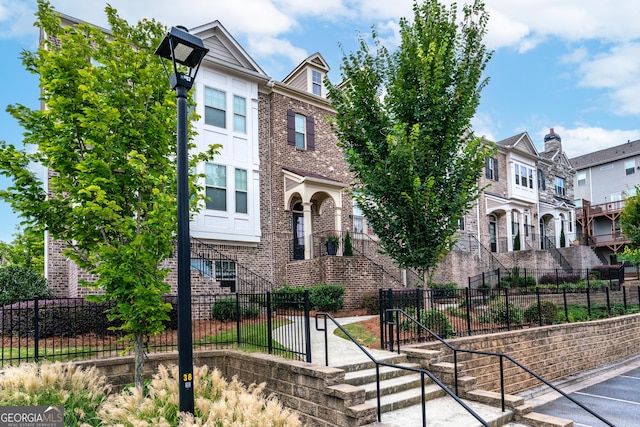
[417, 313, 640, 395]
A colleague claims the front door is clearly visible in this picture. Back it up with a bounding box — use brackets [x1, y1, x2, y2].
[489, 218, 497, 252]
[293, 212, 305, 260]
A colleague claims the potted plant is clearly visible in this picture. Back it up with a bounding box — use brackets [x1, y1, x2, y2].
[325, 232, 340, 255]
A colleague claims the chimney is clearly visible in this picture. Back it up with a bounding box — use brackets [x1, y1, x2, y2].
[544, 127, 562, 152]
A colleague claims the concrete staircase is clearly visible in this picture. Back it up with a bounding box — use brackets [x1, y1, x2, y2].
[333, 349, 573, 427]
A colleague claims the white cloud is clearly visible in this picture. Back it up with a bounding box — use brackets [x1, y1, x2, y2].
[561, 46, 589, 64]
[246, 35, 308, 65]
[471, 112, 497, 142]
[0, 0, 38, 40]
[575, 43, 640, 115]
[535, 125, 640, 158]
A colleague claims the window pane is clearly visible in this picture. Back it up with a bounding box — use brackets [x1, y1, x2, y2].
[206, 187, 226, 210]
[312, 70, 322, 96]
[205, 87, 225, 109]
[625, 160, 635, 175]
[206, 164, 226, 187]
[235, 191, 247, 213]
[205, 87, 226, 128]
[233, 95, 246, 133]
[235, 169, 248, 214]
[235, 169, 247, 190]
[205, 106, 226, 128]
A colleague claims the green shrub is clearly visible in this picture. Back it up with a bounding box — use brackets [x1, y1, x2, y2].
[481, 299, 523, 324]
[0, 265, 51, 305]
[1, 299, 119, 338]
[211, 298, 238, 321]
[343, 231, 354, 256]
[429, 282, 459, 299]
[310, 283, 344, 312]
[524, 300, 558, 325]
[361, 292, 379, 314]
[420, 310, 455, 338]
[272, 285, 306, 310]
[539, 273, 581, 285]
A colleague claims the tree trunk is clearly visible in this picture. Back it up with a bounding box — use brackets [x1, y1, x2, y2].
[134, 332, 145, 391]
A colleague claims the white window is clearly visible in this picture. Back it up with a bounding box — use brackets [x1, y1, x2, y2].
[205, 87, 226, 128]
[625, 159, 635, 175]
[514, 163, 533, 189]
[555, 177, 565, 196]
[485, 157, 498, 181]
[233, 95, 246, 133]
[235, 169, 248, 214]
[577, 172, 586, 186]
[205, 163, 227, 211]
[312, 70, 322, 96]
[295, 113, 306, 149]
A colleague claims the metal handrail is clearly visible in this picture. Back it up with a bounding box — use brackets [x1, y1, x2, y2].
[314, 312, 490, 427]
[387, 308, 615, 427]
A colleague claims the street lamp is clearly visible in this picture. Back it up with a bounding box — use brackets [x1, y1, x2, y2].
[155, 26, 208, 415]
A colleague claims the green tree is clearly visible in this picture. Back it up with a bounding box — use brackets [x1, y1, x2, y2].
[620, 185, 640, 263]
[0, 1, 217, 389]
[328, 0, 493, 283]
[0, 226, 45, 274]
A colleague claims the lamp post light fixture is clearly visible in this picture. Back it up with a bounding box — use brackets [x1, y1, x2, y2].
[155, 26, 208, 415]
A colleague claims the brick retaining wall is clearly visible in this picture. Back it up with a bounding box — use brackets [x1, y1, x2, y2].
[416, 313, 640, 394]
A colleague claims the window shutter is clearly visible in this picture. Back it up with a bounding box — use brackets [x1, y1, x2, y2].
[306, 115, 315, 150]
[286, 110, 295, 146]
[541, 170, 546, 190]
[485, 158, 491, 179]
[494, 158, 499, 181]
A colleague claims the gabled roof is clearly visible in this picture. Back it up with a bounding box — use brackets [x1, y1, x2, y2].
[569, 138, 640, 169]
[190, 20, 269, 80]
[495, 132, 539, 157]
[282, 52, 330, 85]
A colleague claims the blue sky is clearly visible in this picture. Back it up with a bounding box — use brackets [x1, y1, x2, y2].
[1, 0, 640, 243]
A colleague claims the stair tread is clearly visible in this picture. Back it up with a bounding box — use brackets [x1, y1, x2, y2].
[360, 373, 431, 393]
[365, 383, 445, 407]
[344, 363, 420, 381]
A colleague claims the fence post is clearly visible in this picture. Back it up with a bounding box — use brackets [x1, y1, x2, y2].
[34, 298, 39, 363]
[387, 289, 395, 352]
[563, 287, 569, 322]
[417, 288, 423, 342]
[536, 287, 542, 327]
[504, 288, 511, 331]
[606, 287, 611, 317]
[555, 269, 559, 288]
[235, 293, 241, 345]
[465, 287, 472, 336]
[587, 285, 592, 318]
[266, 292, 273, 355]
[379, 289, 385, 350]
[623, 286, 628, 312]
[304, 290, 311, 363]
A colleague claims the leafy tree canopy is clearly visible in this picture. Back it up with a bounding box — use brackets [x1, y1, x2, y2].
[328, 0, 494, 281]
[0, 0, 218, 387]
[0, 226, 45, 275]
[620, 185, 640, 263]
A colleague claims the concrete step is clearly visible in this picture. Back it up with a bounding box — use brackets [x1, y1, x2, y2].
[366, 383, 446, 412]
[336, 354, 410, 373]
[361, 395, 517, 427]
[344, 363, 421, 386]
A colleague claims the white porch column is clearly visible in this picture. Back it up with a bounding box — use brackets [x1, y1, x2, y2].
[334, 206, 343, 256]
[506, 209, 513, 252]
[519, 213, 526, 250]
[303, 201, 313, 260]
[555, 215, 562, 248]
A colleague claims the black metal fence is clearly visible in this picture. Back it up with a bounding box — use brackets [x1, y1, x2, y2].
[0, 291, 312, 368]
[379, 285, 640, 350]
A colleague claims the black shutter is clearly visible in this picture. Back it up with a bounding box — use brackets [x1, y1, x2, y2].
[494, 158, 499, 181]
[306, 115, 315, 150]
[485, 158, 491, 179]
[287, 110, 295, 146]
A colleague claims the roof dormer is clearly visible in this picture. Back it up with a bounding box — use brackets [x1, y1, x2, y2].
[282, 53, 330, 97]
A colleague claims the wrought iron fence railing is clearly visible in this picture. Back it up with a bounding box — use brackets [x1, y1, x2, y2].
[0, 291, 312, 368]
[378, 284, 640, 344]
[468, 266, 625, 290]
